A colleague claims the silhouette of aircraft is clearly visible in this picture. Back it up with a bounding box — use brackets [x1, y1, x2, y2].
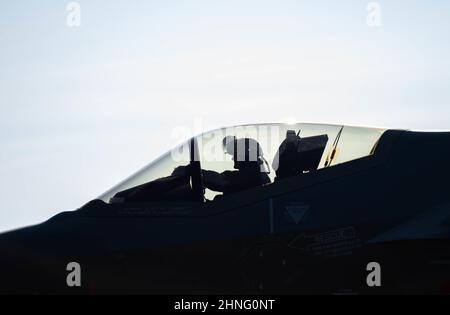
[1, 123, 450, 294]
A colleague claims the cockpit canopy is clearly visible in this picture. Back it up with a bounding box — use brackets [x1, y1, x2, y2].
[99, 123, 386, 203]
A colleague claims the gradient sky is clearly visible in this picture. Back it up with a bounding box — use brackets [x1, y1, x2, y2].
[1, 0, 450, 232]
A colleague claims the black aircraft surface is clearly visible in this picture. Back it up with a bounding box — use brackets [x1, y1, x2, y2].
[1, 123, 450, 295]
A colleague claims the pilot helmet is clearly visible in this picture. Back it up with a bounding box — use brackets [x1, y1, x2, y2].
[222, 136, 264, 169]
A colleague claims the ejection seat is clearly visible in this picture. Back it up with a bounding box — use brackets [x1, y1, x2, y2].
[272, 130, 329, 181]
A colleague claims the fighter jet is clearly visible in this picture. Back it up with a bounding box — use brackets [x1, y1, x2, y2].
[1, 123, 450, 294]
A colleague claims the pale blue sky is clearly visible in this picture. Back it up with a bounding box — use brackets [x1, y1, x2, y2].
[1, 0, 450, 232]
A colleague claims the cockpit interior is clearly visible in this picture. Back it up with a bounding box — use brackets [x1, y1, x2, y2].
[99, 123, 386, 204]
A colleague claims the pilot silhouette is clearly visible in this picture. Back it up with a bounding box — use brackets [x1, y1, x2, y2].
[202, 136, 271, 196]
